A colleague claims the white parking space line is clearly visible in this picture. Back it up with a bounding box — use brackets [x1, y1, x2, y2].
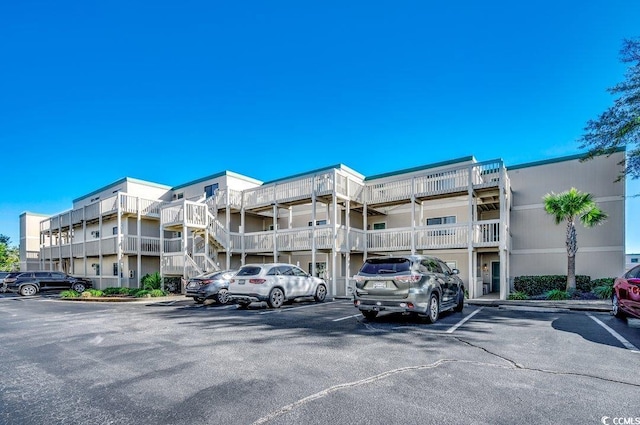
[333, 314, 362, 322]
[445, 307, 483, 334]
[257, 300, 343, 315]
[587, 313, 640, 353]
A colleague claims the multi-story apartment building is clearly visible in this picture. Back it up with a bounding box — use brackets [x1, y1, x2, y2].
[22, 150, 625, 300]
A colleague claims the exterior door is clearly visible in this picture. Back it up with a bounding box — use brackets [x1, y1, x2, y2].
[491, 262, 500, 293]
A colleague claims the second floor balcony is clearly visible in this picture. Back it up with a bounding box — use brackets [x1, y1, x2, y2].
[40, 220, 503, 261]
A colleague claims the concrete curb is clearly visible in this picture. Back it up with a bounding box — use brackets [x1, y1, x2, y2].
[467, 299, 612, 313]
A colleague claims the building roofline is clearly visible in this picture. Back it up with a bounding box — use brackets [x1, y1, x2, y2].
[263, 163, 364, 185]
[172, 170, 262, 190]
[20, 211, 51, 217]
[507, 146, 626, 171]
[364, 156, 476, 181]
[72, 177, 172, 203]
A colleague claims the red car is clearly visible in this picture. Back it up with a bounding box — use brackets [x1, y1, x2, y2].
[613, 264, 640, 319]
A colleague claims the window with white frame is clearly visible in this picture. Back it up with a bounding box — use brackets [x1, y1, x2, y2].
[426, 216, 456, 236]
[308, 220, 327, 226]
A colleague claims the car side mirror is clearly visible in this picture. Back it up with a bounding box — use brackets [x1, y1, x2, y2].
[452, 269, 459, 275]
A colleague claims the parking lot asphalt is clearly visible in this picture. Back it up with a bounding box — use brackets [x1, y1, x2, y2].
[1, 293, 639, 425]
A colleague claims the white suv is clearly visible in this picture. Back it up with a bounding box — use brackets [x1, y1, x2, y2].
[228, 263, 328, 308]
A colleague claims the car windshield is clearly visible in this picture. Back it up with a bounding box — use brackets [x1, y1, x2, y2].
[360, 258, 411, 274]
[236, 266, 263, 277]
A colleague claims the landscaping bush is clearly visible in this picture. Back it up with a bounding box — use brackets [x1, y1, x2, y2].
[508, 291, 529, 300]
[546, 289, 570, 300]
[60, 290, 80, 298]
[149, 289, 165, 297]
[513, 275, 591, 296]
[85, 289, 104, 297]
[592, 278, 615, 299]
[134, 290, 151, 298]
[141, 272, 162, 291]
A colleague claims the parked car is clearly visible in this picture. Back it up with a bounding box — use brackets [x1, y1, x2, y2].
[0, 272, 10, 292]
[613, 264, 640, 319]
[352, 255, 464, 323]
[185, 269, 237, 304]
[228, 263, 327, 308]
[3, 271, 92, 296]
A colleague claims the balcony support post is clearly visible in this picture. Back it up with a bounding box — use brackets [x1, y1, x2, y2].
[117, 194, 122, 288]
[137, 196, 141, 287]
[311, 176, 317, 277]
[499, 164, 508, 300]
[411, 177, 416, 255]
[331, 175, 338, 296]
[272, 203, 278, 262]
[467, 164, 476, 299]
[82, 206, 87, 277]
[226, 193, 231, 270]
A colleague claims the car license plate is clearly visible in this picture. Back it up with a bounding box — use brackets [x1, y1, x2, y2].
[373, 281, 387, 289]
[238, 279, 245, 285]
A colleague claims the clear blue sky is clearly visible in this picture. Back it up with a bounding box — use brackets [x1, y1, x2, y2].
[1, 0, 639, 252]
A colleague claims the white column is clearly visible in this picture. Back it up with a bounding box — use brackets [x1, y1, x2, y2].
[273, 203, 278, 262]
[311, 176, 317, 276]
[467, 164, 475, 299]
[411, 177, 416, 255]
[499, 163, 508, 300]
[117, 194, 122, 288]
[331, 176, 338, 296]
[137, 197, 141, 288]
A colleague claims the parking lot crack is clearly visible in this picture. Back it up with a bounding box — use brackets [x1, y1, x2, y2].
[454, 337, 640, 389]
[251, 358, 513, 425]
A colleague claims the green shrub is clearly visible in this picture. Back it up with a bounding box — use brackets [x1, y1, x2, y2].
[134, 290, 151, 298]
[149, 289, 165, 297]
[141, 272, 162, 291]
[508, 291, 529, 300]
[60, 290, 80, 298]
[546, 289, 570, 300]
[85, 289, 104, 297]
[513, 275, 591, 296]
[592, 280, 615, 299]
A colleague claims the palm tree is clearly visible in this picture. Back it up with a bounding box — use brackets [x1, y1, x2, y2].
[543, 188, 608, 291]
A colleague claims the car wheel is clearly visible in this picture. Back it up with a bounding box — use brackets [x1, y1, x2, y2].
[72, 283, 86, 293]
[362, 310, 378, 320]
[215, 289, 230, 304]
[425, 293, 440, 324]
[194, 297, 205, 304]
[453, 288, 464, 312]
[612, 294, 626, 319]
[314, 284, 327, 302]
[20, 285, 37, 297]
[267, 287, 284, 308]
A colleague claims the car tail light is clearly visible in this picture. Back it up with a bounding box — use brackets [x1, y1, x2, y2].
[249, 279, 266, 284]
[354, 300, 360, 306]
[394, 275, 421, 284]
[354, 275, 366, 283]
[201, 280, 213, 284]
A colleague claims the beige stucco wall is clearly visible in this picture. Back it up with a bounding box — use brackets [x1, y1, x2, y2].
[508, 152, 625, 280]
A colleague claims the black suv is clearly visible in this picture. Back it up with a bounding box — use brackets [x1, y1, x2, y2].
[3, 272, 92, 296]
[353, 255, 464, 323]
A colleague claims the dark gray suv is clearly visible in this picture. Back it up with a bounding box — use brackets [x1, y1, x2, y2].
[353, 255, 464, 323]
[3, 271, 92, 296]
